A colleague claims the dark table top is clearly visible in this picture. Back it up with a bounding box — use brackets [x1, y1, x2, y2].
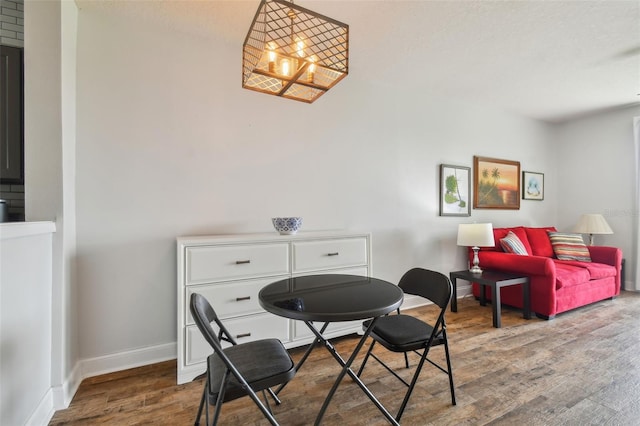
[450, 269, 530, 283]
[259, 274, 404, 322]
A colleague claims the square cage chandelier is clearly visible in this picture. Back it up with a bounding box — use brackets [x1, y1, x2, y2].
[242, 0, 349, 103]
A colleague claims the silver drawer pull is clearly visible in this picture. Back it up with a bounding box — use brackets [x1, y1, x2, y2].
[236, 332, 251, 339]
[327, 252, 339, 256]
[236, 296, 251, 302]
[235, 260, 251, 265]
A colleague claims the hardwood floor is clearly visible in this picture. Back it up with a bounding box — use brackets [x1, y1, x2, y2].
[50, 292, 640, 425]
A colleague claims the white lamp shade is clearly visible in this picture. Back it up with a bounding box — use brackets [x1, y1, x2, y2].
[572, 214, 613, 235]
[457, 223, 495, 247]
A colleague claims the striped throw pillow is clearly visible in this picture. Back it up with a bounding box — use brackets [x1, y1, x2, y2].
[547, 232, 591, 262]
[500, 231, 528, 255]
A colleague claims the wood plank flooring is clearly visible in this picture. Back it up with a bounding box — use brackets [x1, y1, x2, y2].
[50, 292, 640, 425]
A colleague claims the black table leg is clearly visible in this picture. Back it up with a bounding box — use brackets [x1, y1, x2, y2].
[307, 319, 399, 426]
[479, 283, 487, 306]
[523, 281, 531, 320]
[492, 284, 502, 328]
[275, 322, 330, 395]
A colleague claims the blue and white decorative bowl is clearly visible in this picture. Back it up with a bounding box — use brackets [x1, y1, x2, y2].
[272, 217, 303, 235]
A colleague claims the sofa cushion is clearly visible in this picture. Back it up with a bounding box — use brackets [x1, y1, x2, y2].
[554, 259, 617, 280]
[489, 227, 533, 255]
[525, 226, 557, 257]
[554, 263, 591, 289]
[500, 231, 529, 255]
[548, 232, 591, 262]
[581, 262, 616, 279]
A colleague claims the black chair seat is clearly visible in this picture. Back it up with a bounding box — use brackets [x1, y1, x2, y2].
[208, 339, 296, 403]
[365, 315, 444, 352]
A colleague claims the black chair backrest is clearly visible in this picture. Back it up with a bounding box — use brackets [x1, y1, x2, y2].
[190, 293, 236, 351]
[398, 268, 452, 309]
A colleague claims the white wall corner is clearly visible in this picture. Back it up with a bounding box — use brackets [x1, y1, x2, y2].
[47, 345, 175, 420]
[52, 362, 82, 410]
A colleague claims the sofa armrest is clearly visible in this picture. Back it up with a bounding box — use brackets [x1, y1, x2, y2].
[588, 245, 622, 293]
[478, 251, 555, 276]
[587, 246, 622, 267]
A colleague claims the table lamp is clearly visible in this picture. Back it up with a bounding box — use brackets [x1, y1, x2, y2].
[457, 223, 495, 274]
[572, 213, 613, 245]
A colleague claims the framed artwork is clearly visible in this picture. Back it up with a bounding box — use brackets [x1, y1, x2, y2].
[473, 156, 520, 209]
[439, 164, 471, 216]
[522, 171, 544, 200]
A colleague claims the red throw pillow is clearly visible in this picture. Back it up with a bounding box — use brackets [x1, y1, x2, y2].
[525, 227, 557, 257]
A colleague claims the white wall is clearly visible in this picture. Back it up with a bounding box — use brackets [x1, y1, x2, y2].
[555, 104, 640, 290]
[0, 222, 56, 425]
[24, 0, 80, 412]
[74, 9, 556, 363]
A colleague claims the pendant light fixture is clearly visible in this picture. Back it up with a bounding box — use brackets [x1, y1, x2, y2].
[242, 0, 349, 103]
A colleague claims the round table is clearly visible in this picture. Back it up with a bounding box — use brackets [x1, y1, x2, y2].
[259, 274, 404, 426]
[259, 274, 404, 322]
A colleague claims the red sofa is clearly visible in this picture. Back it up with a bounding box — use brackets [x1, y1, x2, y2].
[471, 226, 622, 319]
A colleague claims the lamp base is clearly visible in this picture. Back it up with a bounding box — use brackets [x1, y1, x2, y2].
[469, 265, 483, 274]
[469, 246, 483, 274]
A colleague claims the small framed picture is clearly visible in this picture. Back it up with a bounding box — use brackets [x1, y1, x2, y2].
[439, 164, 471, 217]
[522, 171, 544, 200]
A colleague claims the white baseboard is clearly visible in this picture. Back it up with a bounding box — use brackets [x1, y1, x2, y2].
[25, 389, 54, 426]
[80, 342, 177, 379]
[52, 362, 82, 410]
[624, 280, 637, 292]
[46, 342, 177, 416]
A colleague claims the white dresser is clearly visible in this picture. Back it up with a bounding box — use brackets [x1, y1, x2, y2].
[176, 231, 372, 384]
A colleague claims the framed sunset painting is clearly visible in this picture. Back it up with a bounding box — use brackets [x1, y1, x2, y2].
[473, 156, 520, 209]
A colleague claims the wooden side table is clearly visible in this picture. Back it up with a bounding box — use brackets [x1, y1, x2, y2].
[449, 269, 531, 328]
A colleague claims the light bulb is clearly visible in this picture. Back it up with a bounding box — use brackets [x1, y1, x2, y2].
[281, 59, 290, 76]
[267, 42, 277, 73]
[307, 62, 316, 83]
[296, 39, 305, 57]
[268, 51, 276, 73]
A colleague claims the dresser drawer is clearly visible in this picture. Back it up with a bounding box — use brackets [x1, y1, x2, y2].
[186, 243, 290, 285]
[293, 238, 368, 273]
[186, 277, 286, 324]
[185, 313, 290, 366]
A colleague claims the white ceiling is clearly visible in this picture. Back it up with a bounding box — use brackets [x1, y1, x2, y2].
[75, 0, 640, 123]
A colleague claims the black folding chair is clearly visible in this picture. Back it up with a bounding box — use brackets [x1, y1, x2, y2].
[357, 268, 456, 422]
[189, 293, 296, 425]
